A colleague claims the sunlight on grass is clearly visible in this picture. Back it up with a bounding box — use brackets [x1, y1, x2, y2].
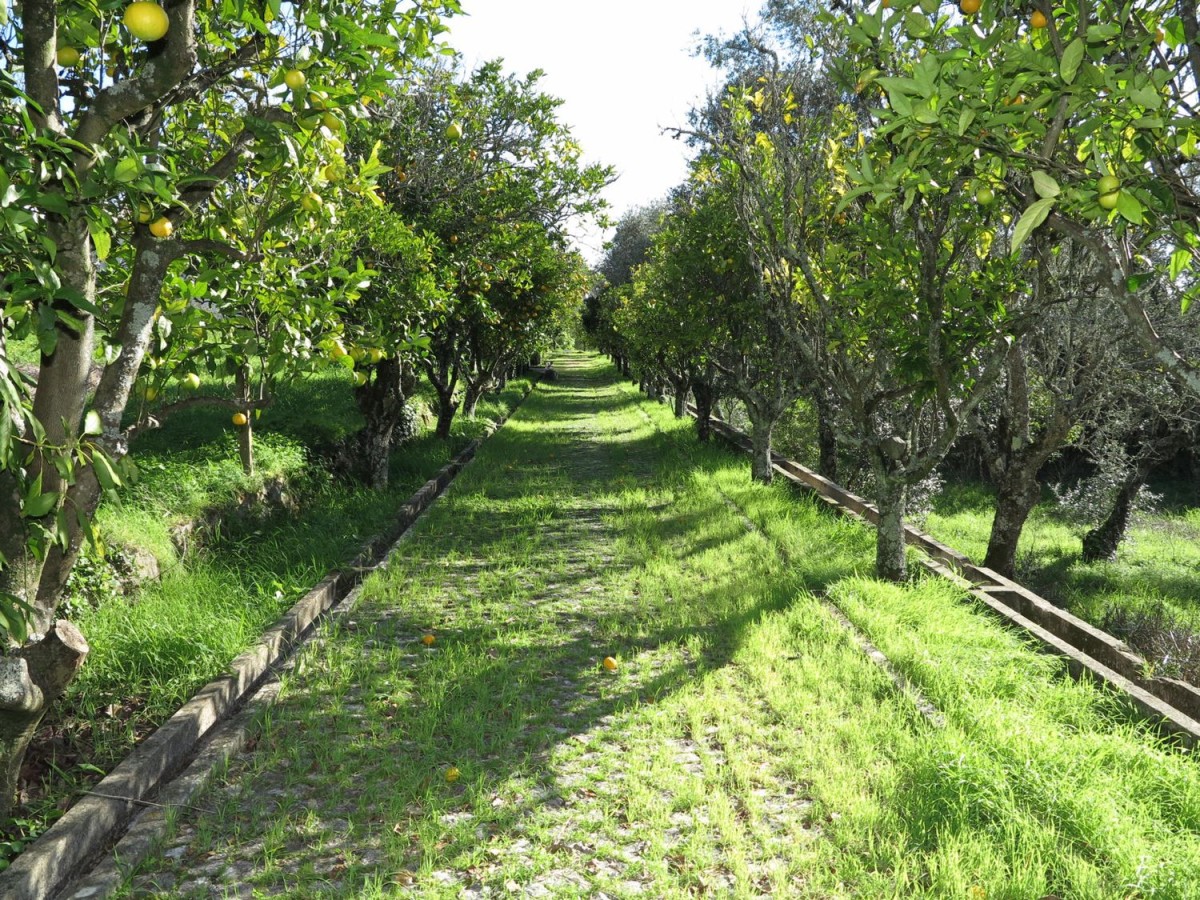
[121, 353, 1200, 899]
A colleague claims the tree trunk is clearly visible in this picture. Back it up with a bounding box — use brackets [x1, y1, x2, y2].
[434, 385, 458, 440]
[982, 464, 1043, 578]
[1082, 465, 1149, 563]
[462, 379, 487, 420]
[692, 379, 714, 443]
[812, 388, 838, 482]
[235, 365, 254, 476]
[0, 621, 89, 821]
[875, 474, 908, 582]
[748, 416, 774, 485]
[351, 356, 405, 490]
[673, 387, 688, 418]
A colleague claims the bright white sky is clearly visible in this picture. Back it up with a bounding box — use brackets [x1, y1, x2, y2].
[444, 1, 759, 263]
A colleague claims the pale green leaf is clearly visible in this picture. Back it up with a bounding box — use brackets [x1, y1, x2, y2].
[1116, 190, 1144, 224]
[1060, 39, 1084, 84]
[1011, 197, 1055, 253]
[1031, 170, 1060, 199]
[113, 156, 140, 183]
[1169, 248, 1191, 281]
[89, 223, 111, 261]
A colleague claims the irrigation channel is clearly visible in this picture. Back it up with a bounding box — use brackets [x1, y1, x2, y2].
[62, 353, 1200, 896]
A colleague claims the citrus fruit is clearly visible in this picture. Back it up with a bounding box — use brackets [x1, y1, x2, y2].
[124, 2, 170, 41]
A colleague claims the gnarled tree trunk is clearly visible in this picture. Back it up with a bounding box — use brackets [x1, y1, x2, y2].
[874, 471, 908, 582]
[811, 387, 838, 482]
[0, 621, 89, 822]
[691, 378, 715, 443]
[747, 413, 775, 484]
[983, 467, 1043, 578]
[1082, 464, 1149, 563]
[350, 356, 407, 490]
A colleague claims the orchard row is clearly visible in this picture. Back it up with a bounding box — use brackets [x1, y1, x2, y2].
[586, 0, 1199, 583]
[0, 0, 607, 822]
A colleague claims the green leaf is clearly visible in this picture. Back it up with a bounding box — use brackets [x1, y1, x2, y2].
[22, 490, 58, 519]
[83, 409, 102, 435]
[91, 451, 122, 492]
[113, 156, 140, 183]
[1130, 85, 1162, 110]
[1031, 170, 1060, 199]
[1011, 197, 1054, 253]
[904, 11, 930, 38]
[89, 222, 111, 261]
[1169, 248, 1191, 281]
[1182, 282, 1200, 314]
[1116, 190, 1144, 224]
[1060, 39, 1084, 84]
[957, 108, 975, 136]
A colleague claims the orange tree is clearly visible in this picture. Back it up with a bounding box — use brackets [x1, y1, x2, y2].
[616, 183, 757, 440]
[681, 28, 1030, 579]
[0, 0, 458, 820]
[457, 226, 590, 419]
[375, 59, 610, 438]
[835, 0, 1200, 393]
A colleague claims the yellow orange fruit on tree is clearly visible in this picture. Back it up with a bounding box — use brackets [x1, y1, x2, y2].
[136, 201, 153, 223]
[602, 656, 618, 671]
[959, 0, 981, 13]
[1030, 9, 1048, 28]
[123, 2, 170, 42]
[57, 46, 81, 67]
[445, 121, 464, 141]
[283, 69, 306, 90]
[149, 217, 174, 238]
[232, 412, 249, 426]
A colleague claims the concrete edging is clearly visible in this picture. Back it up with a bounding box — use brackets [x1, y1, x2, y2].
[688, 406, 1200, 745]
[0, 379, 539, 900]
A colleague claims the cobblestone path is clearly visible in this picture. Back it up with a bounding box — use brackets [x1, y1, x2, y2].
[121, 353, 846, 898]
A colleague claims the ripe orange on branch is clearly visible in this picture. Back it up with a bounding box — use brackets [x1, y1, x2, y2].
[149, 217, 173, 238]
[232, 412, 249, 426]
[960, 0, 981, 14]
[124, 2, 170, 42]
[1030, 9, 1048, 28]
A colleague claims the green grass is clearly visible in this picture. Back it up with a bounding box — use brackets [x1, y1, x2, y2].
[924, 480, 1200, 634]
[13, 364, 533, 850]
[119, 353, 1200, 899]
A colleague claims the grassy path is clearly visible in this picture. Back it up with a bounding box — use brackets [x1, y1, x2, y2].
[122, 353, 1200, 898]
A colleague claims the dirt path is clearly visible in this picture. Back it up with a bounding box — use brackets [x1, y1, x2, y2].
[117, 352, 831, 898]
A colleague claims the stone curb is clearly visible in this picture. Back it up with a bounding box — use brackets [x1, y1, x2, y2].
[0, 379, 539, 900]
